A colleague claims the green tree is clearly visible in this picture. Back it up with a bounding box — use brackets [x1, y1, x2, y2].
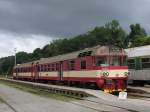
[16, 52, 30, 64]
[88, 20, 127, 48]
[127, 24, 148, 47]
[32, 48, 42, 58]
[1, 20, 150, 75]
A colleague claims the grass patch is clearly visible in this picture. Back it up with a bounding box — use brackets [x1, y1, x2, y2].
[0, 96, 3, 103]
[0, 80, 78, 102]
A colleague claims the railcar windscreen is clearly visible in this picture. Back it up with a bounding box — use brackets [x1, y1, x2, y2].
[95, 56, 127, 66]
[110, 56, 127, 66]
[110, 56, 121, 66]
[95, 57, 109, 66]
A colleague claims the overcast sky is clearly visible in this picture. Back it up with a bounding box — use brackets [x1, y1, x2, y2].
[0, 0, 150, 57]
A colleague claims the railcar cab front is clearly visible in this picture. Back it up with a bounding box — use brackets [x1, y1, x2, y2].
[91, 46, 128, 93]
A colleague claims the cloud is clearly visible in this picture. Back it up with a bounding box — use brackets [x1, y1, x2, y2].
[0, 0, 150, 57]
[0, 31, 52, 57]
[0, 0, 150, 37]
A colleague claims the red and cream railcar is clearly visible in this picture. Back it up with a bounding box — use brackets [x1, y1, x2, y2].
[13, 45, 128, 93]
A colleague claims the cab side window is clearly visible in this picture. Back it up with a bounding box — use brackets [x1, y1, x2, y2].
[81, 60, 86, 69]
[68, 60, 75, 70]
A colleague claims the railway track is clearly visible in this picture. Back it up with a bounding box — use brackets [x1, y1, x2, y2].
[72, 97, 139, 112]
[0, 96, 18, 112]
[127, 86, 150, 101]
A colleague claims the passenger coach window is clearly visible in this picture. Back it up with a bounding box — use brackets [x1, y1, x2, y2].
[52, 64, 55, 71]
[19, 68, 21, 72]
[141, 58, 150, 69]
[40, 65, 44, 72]
[69, 60, 75, 70]
[44, 65, 47, 71]
[56, 63, 59, 71]
[47, 64, 51, 71]
[128, 59, 135, 69]
[37, 66, 40, 71]
[18, 68, 20, 72]
[81, 60, 86, 69]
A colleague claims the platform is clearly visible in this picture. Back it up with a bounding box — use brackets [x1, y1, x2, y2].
[1, 78, 150, 111]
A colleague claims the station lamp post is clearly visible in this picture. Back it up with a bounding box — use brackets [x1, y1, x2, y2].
[14, 48, 17, 66]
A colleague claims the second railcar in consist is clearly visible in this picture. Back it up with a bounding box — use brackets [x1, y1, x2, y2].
[126, 45, 150, 86]
[13, 45, 128, 93]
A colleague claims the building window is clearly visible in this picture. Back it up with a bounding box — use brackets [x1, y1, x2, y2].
[128, 59, 135, 69]
[69, 60, 75, 70]
[81, 60, 86, 69]
[141, 58, 150, 69]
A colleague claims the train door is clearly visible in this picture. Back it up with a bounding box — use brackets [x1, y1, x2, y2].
[35, 63, 39, 80]
[31, 63, 34, 80]
[59, 61, 63, 81]
[16, 71, 18, 79]
[15, 68, 18, 79]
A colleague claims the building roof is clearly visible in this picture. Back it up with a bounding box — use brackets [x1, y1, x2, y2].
[125, 45, 150, 58]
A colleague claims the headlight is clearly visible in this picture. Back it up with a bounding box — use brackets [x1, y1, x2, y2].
[103, 72, 109, 77]
[124, 72, 129, 76]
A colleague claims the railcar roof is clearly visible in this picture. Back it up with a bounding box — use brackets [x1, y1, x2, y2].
[125, 45, 150, 58]
[39, 45, 100, 64]
[39, 45, 125, 64]
[14, 60, 39, 68]
[14, 45, 126, 68]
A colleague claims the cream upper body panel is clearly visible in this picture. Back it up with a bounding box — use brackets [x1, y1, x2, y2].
[63, 69, 128, 78]
[63, 70, 99, 78]
[14, 72, 32, 77]
[39, 72, 58, 77]
[101, 69, 128, 78]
